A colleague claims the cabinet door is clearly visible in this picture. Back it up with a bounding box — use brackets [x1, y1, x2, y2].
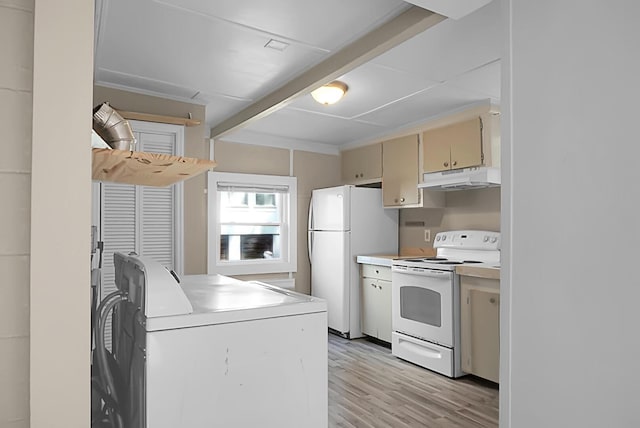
[341, 143, 382, 184]
[449, 117, 483, 170]
[461, 284, 500, 383]
[422, 126, 452, 173]
[382, 135, 420, 207]
[423, 117, 483, 172]
[377, 279, 393, 343]
[361, 277, 379, 338]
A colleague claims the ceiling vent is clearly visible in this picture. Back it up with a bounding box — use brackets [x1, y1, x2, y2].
[264, 39, 289, 51]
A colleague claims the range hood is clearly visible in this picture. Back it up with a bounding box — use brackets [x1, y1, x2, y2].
[418, 166, 501, 191]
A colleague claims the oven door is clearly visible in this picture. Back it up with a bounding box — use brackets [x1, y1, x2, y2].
[392, 267, 454, 347]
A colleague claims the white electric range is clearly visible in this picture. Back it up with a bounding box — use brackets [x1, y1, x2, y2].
[391, 230, 500, 378]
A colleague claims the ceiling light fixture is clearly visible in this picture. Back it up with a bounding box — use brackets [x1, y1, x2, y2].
[311, 81, 348, 105]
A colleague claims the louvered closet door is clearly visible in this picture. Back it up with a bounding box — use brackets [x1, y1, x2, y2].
[139, 133, 177, 269]
[97, 123, 183, 347]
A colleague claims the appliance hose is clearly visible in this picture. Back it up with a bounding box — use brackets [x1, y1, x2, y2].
[95, 290, 127, 428]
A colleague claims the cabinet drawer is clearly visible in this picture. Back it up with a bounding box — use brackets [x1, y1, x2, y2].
[361, 264, 392, 281]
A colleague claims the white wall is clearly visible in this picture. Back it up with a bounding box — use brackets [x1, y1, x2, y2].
[502, 1, 640, 427]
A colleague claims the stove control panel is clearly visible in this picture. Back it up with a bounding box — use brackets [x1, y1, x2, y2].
[434, 230, 500, 250]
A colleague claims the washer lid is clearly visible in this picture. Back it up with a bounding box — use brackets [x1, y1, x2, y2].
[143, 274, 327, 331]
[113, 252, 193, 318]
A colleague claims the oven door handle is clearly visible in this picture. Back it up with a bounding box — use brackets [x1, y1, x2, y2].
[392, 268, 453, 279]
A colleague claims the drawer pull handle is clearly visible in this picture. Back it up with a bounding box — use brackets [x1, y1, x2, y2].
[398, 338, 442, 359]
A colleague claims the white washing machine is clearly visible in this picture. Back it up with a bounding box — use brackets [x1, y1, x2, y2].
[111, 252, 328, 428]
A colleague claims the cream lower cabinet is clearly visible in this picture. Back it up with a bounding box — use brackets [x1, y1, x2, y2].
[460, 274, 500, 383]
[360, 264, 392, 343]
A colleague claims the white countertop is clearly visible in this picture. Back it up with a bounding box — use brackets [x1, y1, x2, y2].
[356, 254, 400, 267]
[456, 265, 500, 280]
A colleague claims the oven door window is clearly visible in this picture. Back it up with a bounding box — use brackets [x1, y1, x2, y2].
[400, 286, 441, 327]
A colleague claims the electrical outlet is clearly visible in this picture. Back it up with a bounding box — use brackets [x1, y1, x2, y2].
[424, 229, 431, 242]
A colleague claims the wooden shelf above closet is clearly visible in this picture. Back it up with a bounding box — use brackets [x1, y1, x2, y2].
[116, 110, 202, 127]
[92, 148, 216, 187]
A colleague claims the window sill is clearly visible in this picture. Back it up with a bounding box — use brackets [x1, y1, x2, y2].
[211, 260, 297, 276]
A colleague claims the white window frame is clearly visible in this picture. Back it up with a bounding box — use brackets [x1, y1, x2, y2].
[208, 171, 297, 275]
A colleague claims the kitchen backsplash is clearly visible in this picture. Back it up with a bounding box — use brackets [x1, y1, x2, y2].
[399, 187, 500, 253]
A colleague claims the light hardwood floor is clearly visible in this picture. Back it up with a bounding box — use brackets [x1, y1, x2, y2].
[328, 334, 499, 428]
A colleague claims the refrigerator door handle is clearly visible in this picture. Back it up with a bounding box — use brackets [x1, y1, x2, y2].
[307, 197, 313, 261]
[308, 196, 314, 231]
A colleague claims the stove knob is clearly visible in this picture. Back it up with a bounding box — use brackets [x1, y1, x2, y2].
[491, 237, 498, 243]
[483, 236, 490, 242]
[436, 236, 441, 241]
[442, 235, 447, 241]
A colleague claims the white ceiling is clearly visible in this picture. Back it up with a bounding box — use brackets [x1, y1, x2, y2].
[94, 0, 501, 153]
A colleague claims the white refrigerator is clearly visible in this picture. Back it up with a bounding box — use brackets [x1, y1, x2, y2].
[308, 185, 398, 339]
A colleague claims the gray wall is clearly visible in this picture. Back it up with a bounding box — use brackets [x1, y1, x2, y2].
[1, 1, 93, 426]
[502, 1, 640, 426]
[0, 1, 33, 426]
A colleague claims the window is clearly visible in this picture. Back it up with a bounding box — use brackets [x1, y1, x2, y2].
[208, 172, 297, 275]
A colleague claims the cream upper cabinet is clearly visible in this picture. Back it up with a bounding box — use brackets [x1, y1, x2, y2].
[460, 273, 500, 383]
[341, 143, 382, 184]
[423, 117, 484, 173]
[382, 135, 420, 207]
[382, 134, 444, 208]
[360, 264, 392, 343]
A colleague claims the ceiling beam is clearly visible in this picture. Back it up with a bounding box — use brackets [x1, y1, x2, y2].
[402, 0, 493, 19]
[210, 6, 446, 139]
